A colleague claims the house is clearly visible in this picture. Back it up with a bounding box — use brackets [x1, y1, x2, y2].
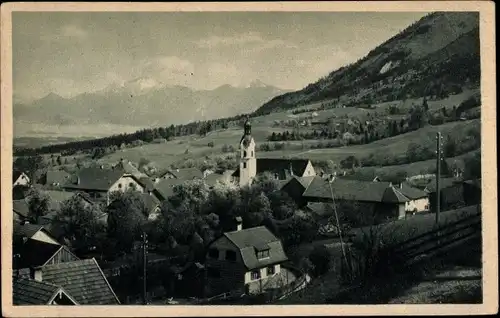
[279, 175, 315, 207]
[62, 167, 146, 204]
[13, 171, 30, 187]
[232, 119, 316, 187]
[42, 170, 71, 187]
[13, 239, 80, 269]
[463, 178, 481, 206]
[159, 167, 203, 180]
[16, 258, 120, 305]
[113, 159, 148, 179]
[13, 223, 60, 246]
[13, 278, 79, 305]
[205, 218, 288, 296]
[398, 182, 431, 214]
[140, 193, 162, 221]
[153, 178, 185, 201]
[301, 176, 427, 221]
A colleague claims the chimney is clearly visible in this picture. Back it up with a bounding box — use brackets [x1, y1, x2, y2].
[30, 267, 43, 282]
[289, 162, 294, 176]
[400, 183, 403, 189]
[235, 216, 243, 231]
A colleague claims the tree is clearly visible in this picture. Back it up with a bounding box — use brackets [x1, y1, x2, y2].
[26, 189, 50, 223]
[14, 155, 46, 182]
[463, 151, 481, 179]
[308, 245, 331, 277]
[444, 135, 457, 158]
[106, 190, 148, 253]
[52, 195, 107, 253]
[340, 155, 360, 170]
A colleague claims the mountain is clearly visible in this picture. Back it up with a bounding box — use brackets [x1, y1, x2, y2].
[13, 80, 290, 135]
[254, 12, 480, 115]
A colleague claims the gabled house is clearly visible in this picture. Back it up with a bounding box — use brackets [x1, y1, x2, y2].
[62, 167, 146, 204]
[13, 278, 79, 305]
[13, 171, 30, 187]
[17, 258, 120, 305]
[113, 159, 148, 179]
[205, 219, 288, 296]
[13, 239, 80, 269]
[301, 176, 429, 221]
[140, 193, 162, 221]
[13, 223, 60, 246]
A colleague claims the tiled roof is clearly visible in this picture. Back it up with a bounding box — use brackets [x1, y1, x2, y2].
[232, 158, 312, 179]
[140, 193, 161, 215]
[223, 226, 288, 270]
[63, 167, 124, 191]
[13, 223, 47, 240]
[303, 176, 411, 203]
[13, 278, 78, 305]
[15, 239, 72, 268]
[154, 178, 184, 200]
[161, 168, 203, 180]
[39, 258, 120, 305]
[138, 177, 155, 192]
[45, 170, 71, 185]
[398, 183, 429, 199]
[13, 199, 30, 218]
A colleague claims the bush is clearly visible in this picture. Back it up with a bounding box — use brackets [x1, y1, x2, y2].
[207, 141, 214, 148]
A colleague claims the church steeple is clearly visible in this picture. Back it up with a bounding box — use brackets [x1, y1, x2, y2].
[239, 117, 256, 187]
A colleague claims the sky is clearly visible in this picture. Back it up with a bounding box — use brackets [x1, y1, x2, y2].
[12, 11, 428, 103]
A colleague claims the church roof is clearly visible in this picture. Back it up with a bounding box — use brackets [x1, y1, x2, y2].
[232, 158, 312, 179]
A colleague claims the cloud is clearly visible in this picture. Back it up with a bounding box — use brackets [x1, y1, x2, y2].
[138, 55, 196, 86]
[194, 31, 297, 52]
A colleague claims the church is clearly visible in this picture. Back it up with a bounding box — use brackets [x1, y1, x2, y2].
[231, 119, 316, 187]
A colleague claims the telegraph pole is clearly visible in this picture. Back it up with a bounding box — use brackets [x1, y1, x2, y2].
[435, 132, 444, 225]
[141, 232, 148, 305]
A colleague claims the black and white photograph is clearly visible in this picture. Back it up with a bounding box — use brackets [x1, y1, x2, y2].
[1, 1, 497, 316]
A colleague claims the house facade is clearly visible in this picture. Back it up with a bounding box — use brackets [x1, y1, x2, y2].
[205, 220, 288, 296]
[13, 171, 30, 186]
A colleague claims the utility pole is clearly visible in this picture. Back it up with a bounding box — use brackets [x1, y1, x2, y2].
[435, 132, 444, 225]
[141, 232, 148, 305]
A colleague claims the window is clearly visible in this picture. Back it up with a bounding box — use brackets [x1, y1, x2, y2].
[243, 162, 247, 169]
[267, 266, 275, 276]
[257, 249, 270, 259]
[251, 270, 261, 280]
[118, 183, 122, 189]
[208, 248, 219, 259]
[225, 250, 237, 261]
[251, 151, 254, 157]
[243, 151, 247, 157]
[129, 182, 134, 188]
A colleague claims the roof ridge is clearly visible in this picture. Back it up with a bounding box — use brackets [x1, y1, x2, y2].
[91, 258, 121, 304]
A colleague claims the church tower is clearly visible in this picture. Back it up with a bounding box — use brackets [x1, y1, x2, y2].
[239, 118, 256, 187]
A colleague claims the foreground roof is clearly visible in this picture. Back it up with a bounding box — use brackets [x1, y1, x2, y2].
[63, 167, 124, 191]
[13, 278, 78, 305]
[38, 258, 120, 305]
[222, 226, 288, 270]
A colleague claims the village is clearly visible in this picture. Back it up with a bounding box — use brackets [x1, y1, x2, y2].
[12, 119, 482, 305]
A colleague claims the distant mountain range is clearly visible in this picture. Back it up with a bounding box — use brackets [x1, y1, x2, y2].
[255, 12, 480, 115]
[14, 79, 290, 136]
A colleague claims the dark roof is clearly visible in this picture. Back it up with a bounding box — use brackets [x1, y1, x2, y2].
[38, 258, 120, 305]
[232, 158, 312, 179]
[45, 170, 71, 185]
[42, 190, 76, 211]
[154, 178, 184, 200]
[161, 168, 203, 180]
[204, 173, 225, 187]
[63, 167, 124, 191]
[303, 177, 411, 203]
[13, 199, 30, 218]
[13, 278, 78, 305]
[15, 239, 78, 268]
[425, 178, 463, 192]
[13, 223, 47, 240]
[138, 177, 155, 192]
[306, 202, 334, 218]
[140, 193, 161, 215]
[399, 183, 429, 199]
[222, 226, 288, 270]
[463, 178, 481, 188]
